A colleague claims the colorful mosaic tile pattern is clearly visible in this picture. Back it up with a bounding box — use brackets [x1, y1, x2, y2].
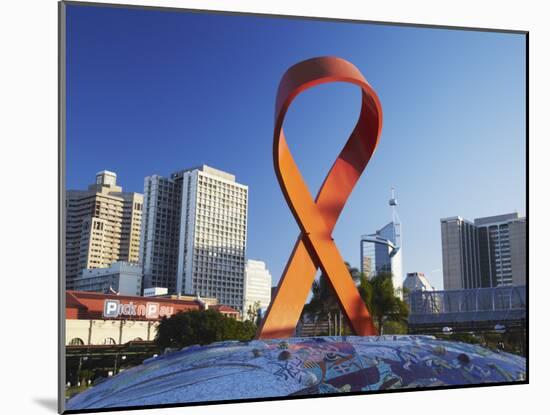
[67, 335, 526, 410]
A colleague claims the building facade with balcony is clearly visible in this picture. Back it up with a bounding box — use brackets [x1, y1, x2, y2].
[65, 171, 143, 289]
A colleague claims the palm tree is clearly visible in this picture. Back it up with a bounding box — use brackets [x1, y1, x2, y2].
[358, 272, 409, 334]
[303, 262, 362, 336]
[302, 276, 334, 334]
[302, 264, 409, 336]
[347, 262, 362, 283]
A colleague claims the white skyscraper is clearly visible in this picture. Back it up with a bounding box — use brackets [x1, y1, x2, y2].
[176, 165, 248, 312]
[243, 259, 272, 320]
[360, 189, 403, 296]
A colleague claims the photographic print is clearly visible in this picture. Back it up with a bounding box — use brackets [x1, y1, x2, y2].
[59, 2, 527, 413]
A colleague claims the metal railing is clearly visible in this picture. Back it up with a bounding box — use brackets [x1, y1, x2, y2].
[409, 285, 526, 315]
[407, 285, 526, 329]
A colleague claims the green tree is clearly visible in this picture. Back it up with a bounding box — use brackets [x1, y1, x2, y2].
[246, 301, 261, 323]
[358, 272, 409, 334]
[302, 262, 367, 335]
[304, 262, 360, 314]
[381, 320, 408, 334]
[347, 263, 362, 283]
[78, 369, 94, 385]
[302, 265, 409, 336]
[155, 310, 256, 350]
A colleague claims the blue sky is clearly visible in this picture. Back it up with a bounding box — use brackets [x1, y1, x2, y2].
[66, 4, 526, 290]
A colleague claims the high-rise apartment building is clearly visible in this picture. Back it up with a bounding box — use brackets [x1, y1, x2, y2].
[243, 259, 272, 319]
[65, 171, 143, 289]
[177, 166, 248, 312]
[141, 165, 248, 313]
[140, 172, 184, 292]
[441, 212, 526, 290]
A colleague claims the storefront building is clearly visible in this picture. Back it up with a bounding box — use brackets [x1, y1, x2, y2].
[66, 290, 239, 346]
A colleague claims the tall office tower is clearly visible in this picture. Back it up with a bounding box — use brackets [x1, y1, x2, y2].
[509, 217, 527, 286]
[440, 216, 481, 290]
[475, 213, 526, 287]
[360, 189, 403, 295]
[65, 171, 143, 289]
[441, 212, 526, 290]
[140, 172, 184, 293]
[176, 165, 248, 313]
[243, 259, 272, 319]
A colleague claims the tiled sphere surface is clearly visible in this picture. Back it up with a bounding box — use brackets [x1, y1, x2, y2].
[67, 335, 526, 410]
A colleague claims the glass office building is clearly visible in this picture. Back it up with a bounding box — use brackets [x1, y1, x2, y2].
[360, 221, 403, 296]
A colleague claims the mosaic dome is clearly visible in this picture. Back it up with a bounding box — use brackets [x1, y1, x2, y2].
[67, 335, 526, 410]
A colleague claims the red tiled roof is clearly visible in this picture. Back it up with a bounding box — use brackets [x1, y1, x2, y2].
[211, 304, 239, 313]
[66, 291, 87, 309]
[67, 290, 199, 306]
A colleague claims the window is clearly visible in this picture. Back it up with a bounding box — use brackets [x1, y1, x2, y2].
[69, 338, 84, 346]
[103, 337, 117, 345]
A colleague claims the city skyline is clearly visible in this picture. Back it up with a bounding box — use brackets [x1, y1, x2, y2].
[66, 5, 526, 290]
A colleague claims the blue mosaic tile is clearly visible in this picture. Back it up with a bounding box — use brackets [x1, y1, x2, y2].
[67, 335, 526, 410]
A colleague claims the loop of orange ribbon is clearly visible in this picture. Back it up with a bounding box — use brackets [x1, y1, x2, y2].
[257, 56, 383, 339]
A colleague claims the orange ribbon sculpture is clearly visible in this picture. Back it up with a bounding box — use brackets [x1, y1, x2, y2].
[257, 56, 383, 339]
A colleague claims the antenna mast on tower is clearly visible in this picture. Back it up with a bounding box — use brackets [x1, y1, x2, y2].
[389, 187, 401, 248]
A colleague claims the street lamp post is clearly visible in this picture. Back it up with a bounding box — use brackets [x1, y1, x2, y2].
[113, 353, 118, 376]
[76, 355, 88, 386]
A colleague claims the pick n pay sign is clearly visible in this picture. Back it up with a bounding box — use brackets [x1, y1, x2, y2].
[103, 299, 174, 320]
